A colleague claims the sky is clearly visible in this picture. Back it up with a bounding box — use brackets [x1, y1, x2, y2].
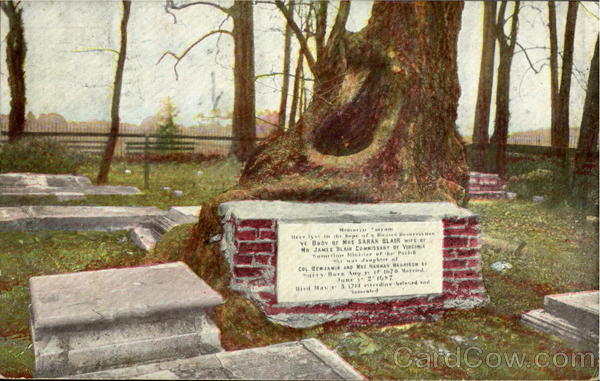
[0, 1, 598, 137]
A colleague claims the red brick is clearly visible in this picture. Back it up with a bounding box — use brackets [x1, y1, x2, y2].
[442, 218, 467, 228]
[239, 242, 273, 254]
[443, 237, 469, 248]
[270, 256, 277, 266]
[259, 230, 276, 240]
[469, 238, 480, 247]
[233, 255, 253, 265]
[444, 226, 479, 235]
[236, 230, 257, 241]
[239, 219, 273, 229]
[444, 248, 479, 258]
[444, 259, 468, 269]
[257, 292, 276, 302]
[466, 259, 480, 267]
[234, 267, 263, 278]
[254, 254, 272, 265]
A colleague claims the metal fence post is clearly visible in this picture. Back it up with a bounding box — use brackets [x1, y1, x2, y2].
[144, 133, 150, 190]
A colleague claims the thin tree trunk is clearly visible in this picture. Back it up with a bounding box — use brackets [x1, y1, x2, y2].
[574, 36, 599, 180]
[1, 1, 26, 143]
[277, 0, 294, 131]
[472, 1, 497, 172]
[97, 0, 131, 184]
[231, 0, 256, 161]
[554, 1, 578, 156]
[548, 0, 559, 145]
[491, 0, 520, 178]
[288, 51, 303, 130]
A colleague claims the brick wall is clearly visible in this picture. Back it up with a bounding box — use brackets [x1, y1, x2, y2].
[468, 172, 507, 200]
[220, 214, 488, 328]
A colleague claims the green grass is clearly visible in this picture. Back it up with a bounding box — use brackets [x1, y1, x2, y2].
[0, 158, 242, 209]
[0, 159, 598, 378]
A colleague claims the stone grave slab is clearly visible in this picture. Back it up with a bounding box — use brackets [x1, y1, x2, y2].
[0, 173, 141, 201]
[130, 206, 201, 251]
[0, 206, 165, 232]
[29, 262, 224, 378]
[218, 201, 488, 328]
[522, 290, 599, 352]
[67, 339, 364, 380]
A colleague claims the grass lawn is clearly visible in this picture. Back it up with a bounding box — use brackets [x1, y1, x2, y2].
[0, 158, 598, 378]
[0, 158, 242, 210]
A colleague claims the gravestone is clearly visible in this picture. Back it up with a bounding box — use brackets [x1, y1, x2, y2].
[219, 201, 488, 328]
[67, 339, 364, 380]
[130, 206, 202, 250]
[0, 205, 165, 232]
[0, 173, 140, 201]
[29, 262, 223, 378]
[522, 290, 599, 352]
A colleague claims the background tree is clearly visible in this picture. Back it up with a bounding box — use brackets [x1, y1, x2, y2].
[277, 0, 294, 131]
[548, 0, 559, 143]
[572, 35, 599, 203]
[472, 1, 497, 172]
[162, 0, 256, 162]
[552, 1, 578, 157]
[97, 0, 131, 184]
[156, 97, 180, 152]
[490, 0, 520, 177]
[1, 0, 27, 143]
[186, 2, 467, 266]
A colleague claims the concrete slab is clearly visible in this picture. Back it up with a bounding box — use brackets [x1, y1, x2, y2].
[0, 206, 165, 232]
[30, 262, 224, 377]
[544, 291, 599, 334]
[130, 206, 201, 251]
[67, 339, 364, 380]
[522, 291, 599, 352]
[0, 173, 140, 201]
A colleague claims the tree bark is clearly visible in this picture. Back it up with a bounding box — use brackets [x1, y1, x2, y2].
[1, 1, 27, 143]
[548, 0, 559, 145]
[243, 1, 467, 203]
[553, 1, 578, 155]
[97, 0, 131, 184]
[230, 0, 256, 162]
[277, 0, 294, 131]
[288, 50, 303, 130]
[472, 1, 497, 172]
[491, 0, 520, 178]
[574, 36, 599, 180]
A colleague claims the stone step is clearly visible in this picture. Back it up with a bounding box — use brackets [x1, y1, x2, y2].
[521, 309, 598, 352]
[66, 339, 364, 380]
[0, 206, 166, 232]
[544, 291, 599, 334]
[29, 262, 224, 378]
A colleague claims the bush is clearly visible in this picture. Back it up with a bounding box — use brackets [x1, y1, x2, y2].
[0, 137, 89, 174]
[508, 167, 569, 200]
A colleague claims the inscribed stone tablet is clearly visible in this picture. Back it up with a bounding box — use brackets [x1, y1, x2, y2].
[277, 221, 443, 303]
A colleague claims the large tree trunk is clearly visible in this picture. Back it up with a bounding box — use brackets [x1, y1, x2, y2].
[548, 1, 559, 144]
[553, 0, 578, 155]
[97, 0, 131, 184]
[230, 0, 256, 162]
[185, 1, 467, 268]
[244, 1, 467, 203]
[1, 1, 26, 143]
[573, 38, 599, 184]
[472, 1, 497, 172]
[491, 0, 520, 178]
[277, 0, 294, 131]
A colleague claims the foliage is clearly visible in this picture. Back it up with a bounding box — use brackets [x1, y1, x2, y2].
[156, 97, 180, 153]
[0, 137, 89, 174]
